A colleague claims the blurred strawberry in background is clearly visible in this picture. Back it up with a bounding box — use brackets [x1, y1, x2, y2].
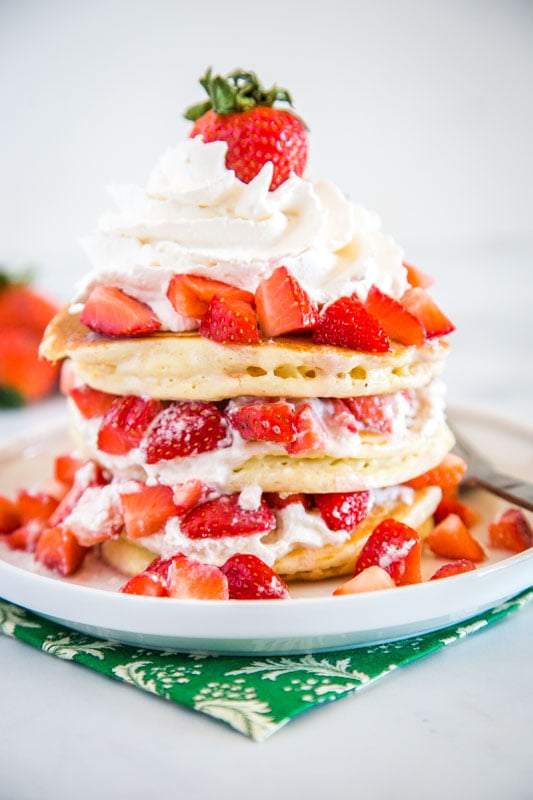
[0, 269, 60, 407]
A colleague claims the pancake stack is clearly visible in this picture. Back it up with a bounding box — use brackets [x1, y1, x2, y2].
[40, 69, 455, 587]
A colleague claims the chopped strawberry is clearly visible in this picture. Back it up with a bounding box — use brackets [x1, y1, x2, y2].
[434, 497, 480, 527]
[400, 287, 455, 339]
[0, 280, 58, 335]
[0, 325, 59, 406]
[167, 554, 229, 600]
[333, 565, 396, 595]
[80, 285, 161, 336]
[343, 395, 394, 434]
[228, 400, 297, 444]
[488, 508, 533, 554]
[53, 454, 85, 487]
[429, 559, 477, 580]
[314, 491, 371, 532]
[285, 402, 327, 454]
[263, 492, 313, 510]
[0, 495, 20, 533]
[144, 401, 230, 464]
[403, 261, 434, 289]
[120, 483, 179, 539]
[255, 266, 318, 338]
[180, 494, 276, 540]
[172, 480, 208, 514]
[364, 285, 425, 346]
[426, 513, 486, 562]
[312, 295, 391, 353]
[97, 396, 163, 456]
[354, 518, 422, 586]
[120, 571, 168, 597]
[199, 295, 260, 345]
[328, 399, 360, 433]
[61, 484, 124, 547]
[6, 520, 46, 552]
[404, 454, 467, 491]
[16, 490, 59, 523]
[167, 273, 254, 318]
[48, 460, 108, 526]
[69, 384, 118, 419]
[221, 553, 289, 599]
[34, 526, 89, 576]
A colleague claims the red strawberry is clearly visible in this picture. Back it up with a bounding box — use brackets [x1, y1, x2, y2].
[0, 277, 58, 335]
[199, 295, 259, 345]
[6, 520, 46, 553]
[0, 495, 21, 533]
[364, 285, 425, 346]
[314, 491, 371, 532]
[0, 325, 59, 406]
[433, 497, 480, 528]
[69, 384, 117, 418]
[97, 396, 164, 456]
[286, 402, 327, 454]
[34, 526, 89, 576]
[312, 296, 391, 353]
[229, 400, 297, 444]
[144, 401, 230, 464]
[120, 571, 168, 597]
[167, 554, 229, 600]
[403, 261, 434, 289]
[185, 68, 307, 191]
[333, 565, 396, 595]
[167, 273, 254, 319]
[429, 559, 477, 580]
[53, 454, 86, 487]
[221, 553, 289, 599]
[255, 266, 318, 338]
[16, 490, 59, 524]
[80, 285, 161, 336]
[172, 480, 208, 514]
[263, 492, 313, 510]
[343, 394, 394, 434]
[400, 287, 455, 339]
[488, 508, 533, 554]
[180, 494, 276, 540]
[426, 513, 486, 562]
[48, 460, 108, 527]
[354, 518, 422, 586]
[120, 483, 179, 539]
[404, 454, 467, 491]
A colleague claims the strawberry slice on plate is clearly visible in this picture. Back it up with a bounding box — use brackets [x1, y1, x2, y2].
[426, 513, 486, 562]
[400, 287, 455, 339]
[120, 571, 168, 597]
[221, 553, 289, 599]
[180, 494, 276, 540]
[429, 559, 477, 580]
[34, 526, 89, 576]
[144, 401, 230, 464]
[353, 518, 423, 586]
[120, 483, 180, 539]
[97, 396, 164, 456]
[167, 273, 254, 318]
[0, 495, 20, 533]
[314, 490, 371, 532]
[364, 285, 425, 346]
[167, 555, 229, 600]
[199, 295, 260, 345]
[312, 295, 391, 353]
[488, 508, 533, 554]
[333, 565, 396, 595]
[255, 266, 318, 338]
[228, 400, 297, 444]
[80, 285, 161, 336]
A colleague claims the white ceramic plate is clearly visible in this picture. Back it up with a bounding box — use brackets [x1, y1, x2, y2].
[1, 405, 532, 655]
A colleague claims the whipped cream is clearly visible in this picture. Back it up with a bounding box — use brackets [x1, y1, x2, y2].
[73, 138, 409, 331]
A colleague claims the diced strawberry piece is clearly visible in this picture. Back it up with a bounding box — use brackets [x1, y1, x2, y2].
[180, 494, 276, 540]
[434, 497, 480, 527]
[426, 513, 486, 562]
[343, 395, 394, 434]
[80, 285, 161, 336]
[35, 526, 89, 576]
[120, 571, 168, 597]
[97, 395, 164, 456]
[199, 295, 260, 345]
[255, 266, 318, 338]
[285, 402, 327, 454]
[312, 295, 391, 353]
[6, 520, 46, 552]
[364, 285, 425, 346]
[429, 559, 477, 580]
[328, 399, 360, 433]
[0, 283, 58, 335]
[167, 554, 229, 600]
[0, 495, 20, 533]
[167, 273, 254, 318]
[0, 325, 59, 405]
[263, 492, 313, 510]
[400, 287, 455, 339]
[221, 553, 289, 600]
[488, 508, 533, 554]
[403, 261, 434, 289]
[354, 518, 423, 586]
[48, 460, 108, 526]
[172, 480, 208, 514]
[314, 491, 371, 532]
[61, 484, 124, 546]
[53, 454, 86, 487]
[228, 400, 297, 444]
[120, 483, 179, 539]
[16, 490, 59, 523]
[404, 454, 467, 491]
[333, 565, 396, 595]
[144, 401, 230, 464]
[69, 384, 118, 418]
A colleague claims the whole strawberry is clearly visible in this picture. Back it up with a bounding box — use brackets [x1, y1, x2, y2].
[184, 68, 308, 191]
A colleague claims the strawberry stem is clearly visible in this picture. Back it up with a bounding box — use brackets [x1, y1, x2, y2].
[184, 67, 295, 120]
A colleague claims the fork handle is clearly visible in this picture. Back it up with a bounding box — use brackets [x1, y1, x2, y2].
[463, 472, 533, 512]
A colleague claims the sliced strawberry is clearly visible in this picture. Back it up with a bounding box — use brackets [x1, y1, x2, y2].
[48, 460, 108, 526]
[69, 384, 118, 419]
[364, 285, 425, 346]
[221, 553, 289, 600]
[120, 483, 179, 539]
[285, 402, 327, 454]
[343, 395, 394, 434]
[255, 266, 318, 338]
[263, 492, 313, 510]
[144, 401, 230, 464]
[97, 395, 164, 456]
[0, 495, 20, 533]
[16, 490, 59, 524]
[34, 526, 89, 576]
[333, 565, 396, 595]
[180, 494, 276, 540]
[404, 454, 467, 491]
[199, 295, 260, 345]
[354, 518, 422, 585]
[167, 273, 254, 319]
[80, 285, 161, 336]
[403, 261, 434, 289]
[53, 454, 86, 487]
[120, 571, 168, 597]
[400, 287, 454, 339]
[0, 282, 58, 335]
[426, 513, 486, 562]
[314, 491, 371, 532]
[488, 508, 533, 554]
[228, 400, 297, 444]
[312, 295, 391, 353]
[167, 554, 229, 600]
[6, 520, 46, 552]
[429, 559, 477, 580]
[434, 497, 480, 528]
[0, 325, 59, 405]
[172, 480, 208, 514]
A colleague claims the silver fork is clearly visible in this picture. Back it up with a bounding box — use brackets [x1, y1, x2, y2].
[451, 425, 533, 512]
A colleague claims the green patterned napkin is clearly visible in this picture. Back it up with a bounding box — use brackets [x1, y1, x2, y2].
[1, 589, 532, 741]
